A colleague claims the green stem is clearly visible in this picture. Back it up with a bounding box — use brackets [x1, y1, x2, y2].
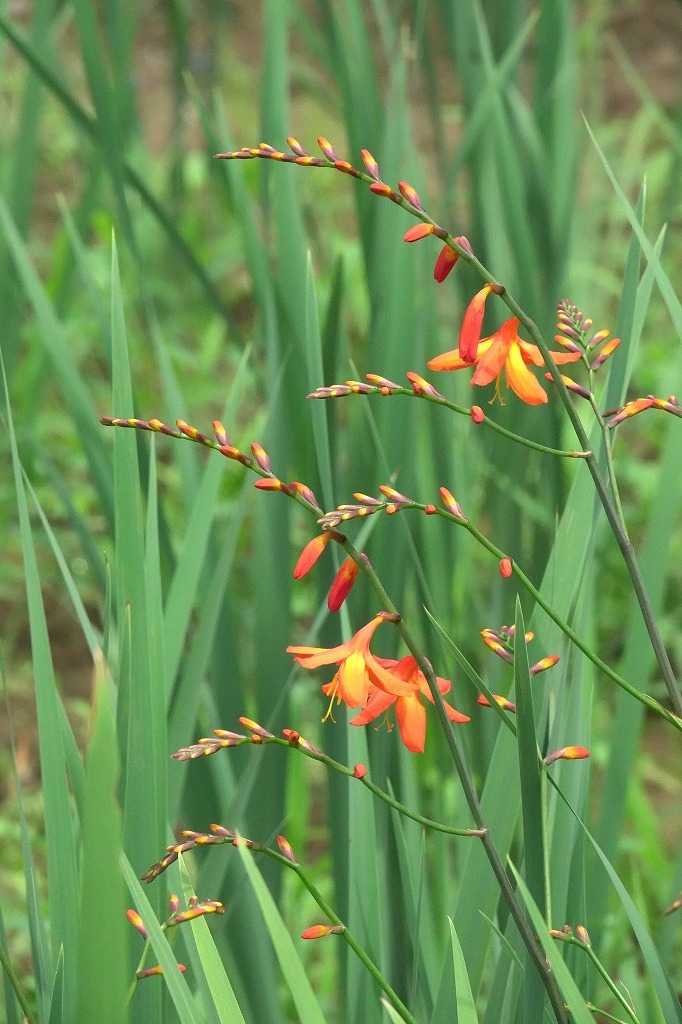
[439, 508, 682, 734]
[441, 236, 682, 718]
[260, 736, 483, 836]
[294, 868, 420, 1024]
[340, 539, 570, 1024]
[583, 945, 643, 1024]
[0, 942, 37, 1024]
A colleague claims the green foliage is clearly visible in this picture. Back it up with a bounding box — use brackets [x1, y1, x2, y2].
[1, 2, 681, 1023]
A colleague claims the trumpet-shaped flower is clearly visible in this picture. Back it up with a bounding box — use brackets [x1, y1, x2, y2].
[428, 316, 581, 406]
[350, 655, 469, 753]
[287, 613, 417, 709]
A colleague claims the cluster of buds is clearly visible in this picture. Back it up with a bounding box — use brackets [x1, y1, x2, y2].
[549, 923, 591, 946]
[126, 895, 225, 979]
[605, 394, 682, 429]
[308, 370, 445, 403]
[292, 530, 369, 612]
[141, 827, 298, 884]
[101, 415, 323, 511]
[317, 485, 419, 530]
[172, 718, 323, 762]
[476, 627, 588, 764]
[215, 136, 477, 286]
[554, 300, 621, 371]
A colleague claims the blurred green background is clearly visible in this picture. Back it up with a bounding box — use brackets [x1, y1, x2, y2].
[1, 1, 682, 1022]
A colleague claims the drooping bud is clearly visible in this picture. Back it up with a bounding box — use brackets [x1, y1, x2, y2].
[433, 244, 459, 282]
[293, 532, 334, 579]
[459, 285, 493, 363]
[328, 557, 360, 611]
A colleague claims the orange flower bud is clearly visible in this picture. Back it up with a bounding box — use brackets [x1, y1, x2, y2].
[499, 558, 513, 578]
[544, 745, 590, 765]
[328, 557, 360, 611]
[353, 763, 367, 778]
[470, 405, 485, 423]
[301, 924, 334, 940]
[433, 244, 459, 282]
[276, 835, 298, 864]
[404, 222, 434, 242]
[293, 532, 333, 579]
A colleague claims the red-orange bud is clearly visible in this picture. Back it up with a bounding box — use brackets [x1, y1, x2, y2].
[328, 557, 360, 612]
[370, 181, 394, 198]
[459, 285, 492, 363]
[433, 244, 459, 282]
[353, 763, 367, 778]
[301, 925, 334, 940]
[404, 222, 434, 242]
[499, 558, 513, 578]
[470, 405, 485, 423]
[293, 532, 333, 579]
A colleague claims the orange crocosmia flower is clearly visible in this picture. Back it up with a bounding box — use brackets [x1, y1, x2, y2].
[351, 655, 469, 753]
[287, 614, 416, 710]
[428, 317, 581, 406]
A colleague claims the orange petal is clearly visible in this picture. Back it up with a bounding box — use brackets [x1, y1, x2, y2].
[394, 692, 427, 752]
[471, 319, 517, 386]
[351, 687, 394, 725]
[337, 651, 372, 707]
[504, 342, 548, 405]
[459, 285, 492, 363]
